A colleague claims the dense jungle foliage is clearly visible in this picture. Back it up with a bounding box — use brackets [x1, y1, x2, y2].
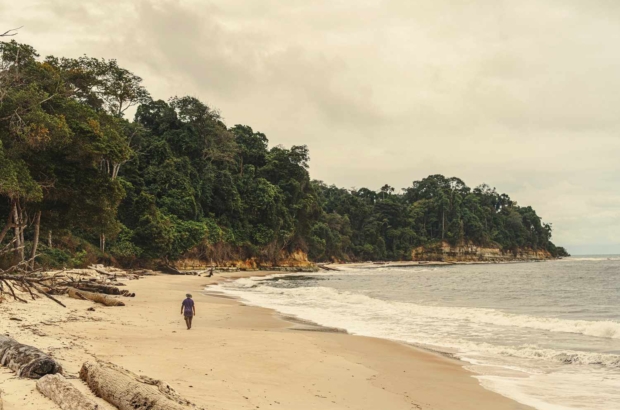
[0, 41, 568, 268]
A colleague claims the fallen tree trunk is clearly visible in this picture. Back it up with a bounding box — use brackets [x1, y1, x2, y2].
[0, 335, 62, 378]
[67, 288, 125, 307]
[74, 283, 121, 295]
[74, 284, 135, 297]
[36, 374, 100, 410]
[0, 388, 3, 410]
[80, 361, 192, 410]
[91, 268, 141, 281]
[92, 268, 116, 278]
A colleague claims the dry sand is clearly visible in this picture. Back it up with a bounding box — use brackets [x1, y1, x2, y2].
[0, 271, 532, 410]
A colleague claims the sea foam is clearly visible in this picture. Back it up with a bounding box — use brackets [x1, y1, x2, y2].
[220, 279, 620, 341]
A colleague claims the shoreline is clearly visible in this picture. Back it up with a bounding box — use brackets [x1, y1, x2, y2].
[209, 284, 466, 358]
[1, 270, 533, 410]
[323, 259, 552, 270]
[179, 258, 555, 273]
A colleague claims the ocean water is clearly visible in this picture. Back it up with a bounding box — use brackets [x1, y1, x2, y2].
[209, 256, 620, 410]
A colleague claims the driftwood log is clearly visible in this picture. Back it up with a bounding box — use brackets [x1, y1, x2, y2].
[92, 268, 116, 278]
[0, 335, 62, 378]
[89, 267, 141, 281]
[158, 265, 183, 275]
[74, 283, 135, 297]
[67, 287, 125, 306]
[80, 361, 193, 410]
[0, 388, 3, 410]
[157, 266, 203, 276]
[76, 283, 121, 295]
[36, 374, 100, 410]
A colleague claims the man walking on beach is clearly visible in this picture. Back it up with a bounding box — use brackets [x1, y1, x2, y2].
[181, 294, 196, 330]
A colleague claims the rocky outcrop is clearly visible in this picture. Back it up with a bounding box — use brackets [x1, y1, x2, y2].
[176, 249, 316, 271]
[411, 241, 552, 262]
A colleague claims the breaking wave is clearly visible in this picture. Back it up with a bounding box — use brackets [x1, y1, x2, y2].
[219, 279, 620, 341]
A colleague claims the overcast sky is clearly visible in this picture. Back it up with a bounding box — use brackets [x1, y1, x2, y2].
[2, 0, 619, 254]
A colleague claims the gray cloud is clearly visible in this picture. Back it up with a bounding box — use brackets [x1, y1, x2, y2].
[2, 0, 619, 254]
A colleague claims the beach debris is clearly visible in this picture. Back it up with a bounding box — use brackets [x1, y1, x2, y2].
[88, 265, 144, 281]
[80, 361, 198, 410]
[36, 373, 100, 410]
[158, 265, 206, 276]
[67, 288, 125, 307]
[77, 283, 121, 294]
[73, 283, 135, 297]
[0, 335, 63, 378]
[0, 267, 139, 308]
[0, 272, 68, 307]
[0, 241, 142, 307]
[317, 264, 340, 271]
[0, 388, 3, 410]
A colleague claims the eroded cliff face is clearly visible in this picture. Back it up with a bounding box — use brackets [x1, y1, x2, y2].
[176, 249, 314, 270]
[411, 242, 552, 262]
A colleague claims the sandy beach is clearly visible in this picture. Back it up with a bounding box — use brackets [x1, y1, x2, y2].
[0, 271, 532, 410]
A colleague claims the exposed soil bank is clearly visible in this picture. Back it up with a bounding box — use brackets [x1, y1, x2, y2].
[412, 241, 553, 262]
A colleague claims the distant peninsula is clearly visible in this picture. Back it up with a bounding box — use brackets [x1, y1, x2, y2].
[0, 41, 568, 271]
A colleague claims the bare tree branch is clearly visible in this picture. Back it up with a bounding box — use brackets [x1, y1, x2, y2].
[0, 27, 22, 37]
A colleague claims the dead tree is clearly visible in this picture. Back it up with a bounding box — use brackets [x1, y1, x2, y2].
[1, 267, 137, 307]
[0, 270, 67, 307]
[0, 27, 21, 37]
[12, 199, 22, 261]
[0, 209, 12, 244]
[30, 210, 41, 269]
